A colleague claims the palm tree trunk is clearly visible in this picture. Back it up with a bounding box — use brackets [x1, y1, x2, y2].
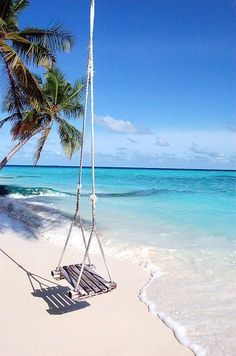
[0, 127, 42, 171]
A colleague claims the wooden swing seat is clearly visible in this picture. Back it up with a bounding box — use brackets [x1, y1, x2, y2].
[52, 264, 117, 300]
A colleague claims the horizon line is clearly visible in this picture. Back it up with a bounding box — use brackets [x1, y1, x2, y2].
[3, 164, 236, 172]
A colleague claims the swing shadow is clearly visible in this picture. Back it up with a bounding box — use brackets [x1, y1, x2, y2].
[31, 286, 90, 315]
[0, 248, 90, 315]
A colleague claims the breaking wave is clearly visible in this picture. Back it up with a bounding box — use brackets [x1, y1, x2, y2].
[96, 188, 194, 197]
[0, 185, 74, 197]
[0, 175, 41, 179]
[0, 184, 194, 199]
[0, 195, 90, 246]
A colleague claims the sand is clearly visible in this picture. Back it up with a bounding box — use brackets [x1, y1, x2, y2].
[0, 213, 192, 356]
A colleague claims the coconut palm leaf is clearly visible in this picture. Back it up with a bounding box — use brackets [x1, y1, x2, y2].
[57, 116, 81, 159]
[0, 0, 12, 21]
[1, 42, 44, 102]
[7, 32, 55, 68]
[0, 17, 6, 28]
[0, 112, 19, 128]
[1, 1, 29, 29]
[19, 23, 74, 53]
[43, 67, 68, 104]
[13, 0, 29, 15]
[2, 70, 34, 113]
[62, 80, 86, 105]
[11, 111, 51, 139]
[0, 69, 84, 169]
[0, 0, 23, 31]
[33, 126, 51, 165]
[0, 55, 24, 114]
[0, 0, 74, 125]
[62, 102, 84, 118]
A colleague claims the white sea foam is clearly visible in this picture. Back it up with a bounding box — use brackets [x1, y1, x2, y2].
[139, 272, 206, 356]
[9, 191, 71, 199]
[139, 248, 236, 356]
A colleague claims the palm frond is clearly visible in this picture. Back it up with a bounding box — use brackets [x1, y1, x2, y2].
[62, 102, 84, 118]
[11, 111, 50, 140]
[57, 116, 81, 159]
[0, 0, 12, 21]
[2, 72, 33, 113]
[13, 0, 29, 15]
[0, 16, 6, 29]
[0, 0, 20, 31]
[0, 113, 19, 128]
[62, 80, 85, 105]
[10, 110, 37, 139]
[33, 126, 51, 165]
[1, 42, 44, 103]
[7, 32, 55, 68]
[19, 22, 74, 53]
[0, 60, 10, 104]
[0, 0, 29, 29]
[43, 67, 68, 104]
[0, 49, 24, 115]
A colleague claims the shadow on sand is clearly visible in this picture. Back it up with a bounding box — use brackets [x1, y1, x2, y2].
[0, 247, 90, 315]
[0, 194, 92, 240]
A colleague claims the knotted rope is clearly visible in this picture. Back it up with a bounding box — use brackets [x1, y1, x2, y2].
[56, 0, 112, 291]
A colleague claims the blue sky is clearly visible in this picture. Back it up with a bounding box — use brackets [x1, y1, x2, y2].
[0, 0, 235, 169]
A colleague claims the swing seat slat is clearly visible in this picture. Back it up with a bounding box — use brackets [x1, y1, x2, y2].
[76, 264, 108, 292]
[52, 264, 117, 300]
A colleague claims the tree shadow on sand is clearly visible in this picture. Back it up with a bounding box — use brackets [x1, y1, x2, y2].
[0, 195, 92, 240]
[0, 248, 90, 315]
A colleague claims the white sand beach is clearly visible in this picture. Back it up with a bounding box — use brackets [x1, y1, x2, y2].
[0, 212, 192, 356]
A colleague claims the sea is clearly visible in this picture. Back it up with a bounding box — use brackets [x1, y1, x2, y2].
[0, 165, 235, 356]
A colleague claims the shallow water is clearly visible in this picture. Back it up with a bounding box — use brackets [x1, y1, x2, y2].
[0, 166, 236, 355]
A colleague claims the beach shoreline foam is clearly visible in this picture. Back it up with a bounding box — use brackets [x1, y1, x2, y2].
[0, 201, 193, 356]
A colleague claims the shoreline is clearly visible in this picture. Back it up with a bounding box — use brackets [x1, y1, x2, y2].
[0, 210, 192, 356]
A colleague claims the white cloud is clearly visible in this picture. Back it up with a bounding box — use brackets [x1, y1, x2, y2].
[190, 143, 228, 162]
[95, 115, 137, 133]
[127, 138, 138, 143]
[95, 115, 152, 135]
[155, 136, 170, 147]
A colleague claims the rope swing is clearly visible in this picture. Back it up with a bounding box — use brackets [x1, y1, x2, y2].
[52, 0, 116, 300]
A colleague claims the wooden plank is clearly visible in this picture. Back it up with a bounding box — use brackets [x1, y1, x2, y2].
[67, 265, 95, 296]
[75, 264, 108, 293]
[65, 265, 89, 294]
[69, 265, 101, 294]
[60, 266, 76, 288]
[71, 265, 102, 294]
[81, 268, 108, 292]
[58, 264, 116, 301]
[60, 266, 87, 297]
[83, 265, 113, 290]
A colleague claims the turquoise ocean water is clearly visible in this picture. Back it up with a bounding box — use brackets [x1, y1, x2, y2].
[0, 166, 235, 355]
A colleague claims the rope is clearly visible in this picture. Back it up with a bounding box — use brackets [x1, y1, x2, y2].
[56, 0, 113, 292]
[56, 41, 91, 270]
[75, 0, 112, 292]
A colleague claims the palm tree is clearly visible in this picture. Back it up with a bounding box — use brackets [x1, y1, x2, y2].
[0, 0, 73, 114]
[0, 68, 85, 169]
